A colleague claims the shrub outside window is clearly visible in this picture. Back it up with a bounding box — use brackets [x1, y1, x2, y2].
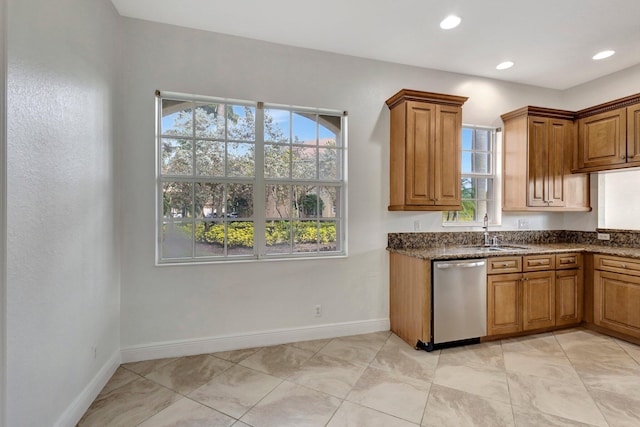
[157, 93, 347, 263]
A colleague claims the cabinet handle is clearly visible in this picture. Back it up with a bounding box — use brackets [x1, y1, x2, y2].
[503, 263, 510, 267]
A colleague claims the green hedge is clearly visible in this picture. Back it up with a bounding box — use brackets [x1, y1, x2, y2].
[187, 221, 336, 247]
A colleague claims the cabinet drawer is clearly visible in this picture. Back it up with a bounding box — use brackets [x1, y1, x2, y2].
[594, 255, 640, 276]
[556, 253, 582, 270]
[523, 255, 555, 272]
[487, 257, 522, 274]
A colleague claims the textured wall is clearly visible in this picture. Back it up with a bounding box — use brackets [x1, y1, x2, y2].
[0, 0, 6, 424]
[6, 0, 120, 425]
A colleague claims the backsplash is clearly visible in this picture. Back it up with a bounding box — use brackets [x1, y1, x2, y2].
[564, 230, 640, 247]
[388, 230, 640, 249]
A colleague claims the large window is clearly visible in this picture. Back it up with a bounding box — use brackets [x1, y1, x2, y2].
[443, 126, 498, 225]
[157, 92, 346, 263]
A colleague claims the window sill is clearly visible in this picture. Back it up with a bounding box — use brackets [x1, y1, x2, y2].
[156, 252, 348, 267]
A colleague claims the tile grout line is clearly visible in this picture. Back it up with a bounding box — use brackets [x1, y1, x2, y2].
[323, 331, 395, 426]
[500, 337, 518, 427]
[551, 330, 612, 427]
[418, 347, 441, 427]
[126, 353, 247, 426]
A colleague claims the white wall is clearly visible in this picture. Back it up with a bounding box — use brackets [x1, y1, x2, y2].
[0, 0, 6, 424]
[6, 0, 120, 425]
[118, 18, 571, 353]
[563, 63, 640, 110]
[598, 169, 640, 230]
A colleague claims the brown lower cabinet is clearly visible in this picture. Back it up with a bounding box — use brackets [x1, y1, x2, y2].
[487, 253, 582, 337]
[389, 252, 431, 346]
[593, 255, 640, 338]
[389, 251, 585, 346]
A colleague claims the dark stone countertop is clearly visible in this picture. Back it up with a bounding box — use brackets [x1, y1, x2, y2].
[387, 243, 640, 261]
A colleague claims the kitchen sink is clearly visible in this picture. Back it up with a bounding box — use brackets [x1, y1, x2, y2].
[467, 245, 528, 252]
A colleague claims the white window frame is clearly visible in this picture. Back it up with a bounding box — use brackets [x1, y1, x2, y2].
[156, 91, 348, 264]
[443, 125, 501, 227]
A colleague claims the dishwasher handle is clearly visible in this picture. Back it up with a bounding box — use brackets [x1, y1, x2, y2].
[436, 261, 486, 269]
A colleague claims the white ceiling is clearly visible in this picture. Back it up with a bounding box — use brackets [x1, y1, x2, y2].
[110, 0, 640, 90]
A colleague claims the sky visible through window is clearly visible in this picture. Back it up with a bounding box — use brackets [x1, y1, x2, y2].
[161, 105, 331, 142]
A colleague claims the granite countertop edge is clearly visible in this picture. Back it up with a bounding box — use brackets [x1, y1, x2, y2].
[387, 243, 640, 260]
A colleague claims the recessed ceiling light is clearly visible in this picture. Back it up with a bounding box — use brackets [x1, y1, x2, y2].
[440, 15, 461, 30]
[592, 50, 615, 60]
[496, 61, 515, 70]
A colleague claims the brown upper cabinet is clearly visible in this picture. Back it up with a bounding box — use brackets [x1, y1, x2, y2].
[501, 107, 590, 212]
[386, 89, 468, 211]
[574, 94, 640, 173]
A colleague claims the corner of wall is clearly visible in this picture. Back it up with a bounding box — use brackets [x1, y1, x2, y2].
[53, 350, 120, 427]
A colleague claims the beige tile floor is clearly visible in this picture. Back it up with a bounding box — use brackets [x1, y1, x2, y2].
[77, 328, 640, 427]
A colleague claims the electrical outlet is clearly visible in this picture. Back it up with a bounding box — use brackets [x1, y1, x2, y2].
[413, 220, 421, 231]
[92, 346, 97, 359]
[597, 233, 611, 240]
[518, 219, 529, 230]
[314, 304, 322, 317]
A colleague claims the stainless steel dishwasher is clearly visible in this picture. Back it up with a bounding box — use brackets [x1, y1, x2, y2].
[422, 259, 487, 351]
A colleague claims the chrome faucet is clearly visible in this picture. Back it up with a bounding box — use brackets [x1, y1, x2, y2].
[483, 213, 490, 246]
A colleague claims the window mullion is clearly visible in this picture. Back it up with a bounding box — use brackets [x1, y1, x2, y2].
[191, 103, 197, 260]
[254, 103, 266, 258]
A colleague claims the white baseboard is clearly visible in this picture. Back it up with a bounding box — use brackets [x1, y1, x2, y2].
[54, 349, 121, 427]
[121, 318, 390, 364]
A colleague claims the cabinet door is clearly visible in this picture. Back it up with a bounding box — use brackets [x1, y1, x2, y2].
[527, 117, 568, 207]
[433, 105, 462, 206]
[522, 271, 556, 331]
[487, 273, 522, 335]
[628, 104, 640, 166]
[547, 120, 567, 207]
[405, 101, 436, 205]
[527, 117, 548, 207]
[556, 269, 583, 327]
[577, 108, 626, 170]
[594, 270, 640, 338]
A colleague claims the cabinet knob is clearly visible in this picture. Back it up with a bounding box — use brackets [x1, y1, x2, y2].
[621, 155, 627, 160]
[503, 263, 509, 267]
[621, 264, 627, 268]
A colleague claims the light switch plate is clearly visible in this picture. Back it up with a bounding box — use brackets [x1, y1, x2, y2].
[597, 233, 611, 240]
